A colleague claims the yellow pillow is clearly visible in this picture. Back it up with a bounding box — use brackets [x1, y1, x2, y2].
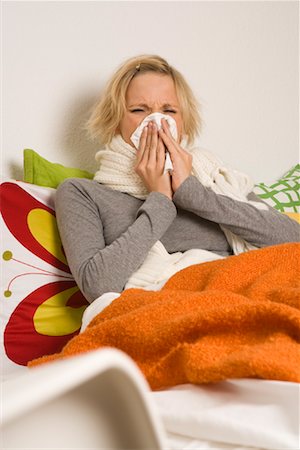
[283, 212, 300, 223]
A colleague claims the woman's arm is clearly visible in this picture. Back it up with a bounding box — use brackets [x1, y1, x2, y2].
[55, 179, 176, 302]
[158, 120, 299, 247]
[172, 176, 300, 248]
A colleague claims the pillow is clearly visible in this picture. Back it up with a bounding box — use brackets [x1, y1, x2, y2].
[254, 164, 300, 213]
[1, 180, 89, 377]
[283, 212, 300, 224]
[23, 149, 94, 189]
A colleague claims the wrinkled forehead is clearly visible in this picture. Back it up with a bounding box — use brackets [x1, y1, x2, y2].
[126, 72, 179, 106]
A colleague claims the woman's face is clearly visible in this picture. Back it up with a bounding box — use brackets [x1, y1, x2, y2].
[118, 72, 183, 146]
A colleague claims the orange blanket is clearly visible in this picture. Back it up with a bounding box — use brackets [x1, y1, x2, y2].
[29, 243, 300, 389]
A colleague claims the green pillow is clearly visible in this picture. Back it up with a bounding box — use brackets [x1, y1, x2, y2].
[254, 164, 300, 212]
[23, 149, 94, 188]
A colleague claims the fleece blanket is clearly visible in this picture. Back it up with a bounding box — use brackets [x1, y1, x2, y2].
[29, 243, 300, 390]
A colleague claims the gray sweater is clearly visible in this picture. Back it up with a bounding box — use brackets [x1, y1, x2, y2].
[55, 176, 299, 302]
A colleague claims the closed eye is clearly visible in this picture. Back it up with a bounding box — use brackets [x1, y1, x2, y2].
[164, 109, 177, 114]
[130, 109, 145, 113]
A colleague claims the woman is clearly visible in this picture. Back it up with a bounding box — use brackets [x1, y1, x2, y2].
[56, 55, 299, 303]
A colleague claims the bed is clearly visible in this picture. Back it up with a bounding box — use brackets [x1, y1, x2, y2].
[1, 151, 300, 449]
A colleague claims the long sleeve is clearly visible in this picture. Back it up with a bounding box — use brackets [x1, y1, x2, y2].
[172, 176, 300, 248]
[55, 179, 177, 302]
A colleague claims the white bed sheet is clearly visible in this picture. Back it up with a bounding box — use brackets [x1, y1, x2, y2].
[151, 380, 299, 450]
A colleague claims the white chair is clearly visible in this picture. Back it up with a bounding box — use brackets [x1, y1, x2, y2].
[1, 348, 166, 449]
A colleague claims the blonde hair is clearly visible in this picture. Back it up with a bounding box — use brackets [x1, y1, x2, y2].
[86, 55, 202, 146]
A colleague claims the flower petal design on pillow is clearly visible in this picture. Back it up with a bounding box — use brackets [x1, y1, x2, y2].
[33, 285, 85, 336]
[1, 182, 88, 368]
[1, 183, 70, 273]
[4, 281, 86, 366]
[27, 208, 68, 266]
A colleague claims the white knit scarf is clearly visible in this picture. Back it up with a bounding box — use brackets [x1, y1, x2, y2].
[94, 135, 267, 288]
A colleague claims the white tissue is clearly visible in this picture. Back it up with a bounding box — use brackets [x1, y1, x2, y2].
[130, 113, 177, 173]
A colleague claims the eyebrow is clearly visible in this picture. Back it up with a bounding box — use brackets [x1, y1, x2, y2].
[127, 103, 179, 109]
[127, 103, 149, 109]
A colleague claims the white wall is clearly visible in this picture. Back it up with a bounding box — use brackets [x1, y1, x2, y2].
[2, 0, 299, 183]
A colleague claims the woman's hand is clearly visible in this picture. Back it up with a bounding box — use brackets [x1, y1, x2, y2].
[134, 122, 173, 200]
[158, 118, 193, 192]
